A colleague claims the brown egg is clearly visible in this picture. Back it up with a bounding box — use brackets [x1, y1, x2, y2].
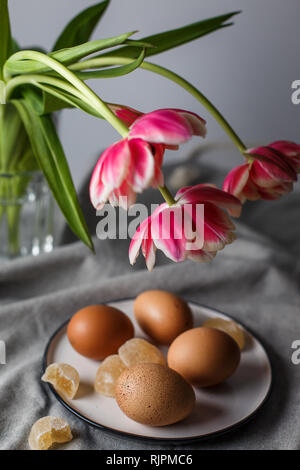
[134, 290, 193, 345]
[67, 305, 134, 360]
[168, 327, 241, 387]
[115, 363, 195, 426]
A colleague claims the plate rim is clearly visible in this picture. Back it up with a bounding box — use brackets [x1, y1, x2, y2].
[42, 298, 273, 445]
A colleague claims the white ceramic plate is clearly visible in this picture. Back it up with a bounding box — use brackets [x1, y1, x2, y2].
[43, 299, 272, 443]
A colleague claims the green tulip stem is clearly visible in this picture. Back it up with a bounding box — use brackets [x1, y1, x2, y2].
[158, 185, 176, 206]
[142, 62, 247, 153]
[70, 56, 247, 153]
[6, 74, 86, 101]
[4, 51, 130, 138]
[5, 74, 104, 118]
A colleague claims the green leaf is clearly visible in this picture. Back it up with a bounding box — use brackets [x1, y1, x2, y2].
[11, 38, 20, 54]
[100, 11, 240, 59]
[14, 145, 38, 172]
[50, 33, 137, 64]
[13, 98, 94, 251]
[53, 0, 110, 51]
[75, 47, 145, 79]
[42, 86, 103, 115]
[0, 103, 36, 172]
[37, 87, 78, 114]
[25, 84, 102, 117]
[124, 39, 156, 50]
[0, 0, 12, 79]
[5, 31, 136, 76]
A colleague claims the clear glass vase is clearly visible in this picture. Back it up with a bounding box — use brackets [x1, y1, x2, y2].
[0, 171, 55, 261]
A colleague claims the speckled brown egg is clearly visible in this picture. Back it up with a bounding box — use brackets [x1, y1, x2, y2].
[67, 305, 134, 360]
[115, 363, 195, 426]
[168, 327, 241, 387]
[134, 290, 193, 345]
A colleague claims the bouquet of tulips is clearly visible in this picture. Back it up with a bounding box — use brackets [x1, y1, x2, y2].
[1, 0, 299, 268]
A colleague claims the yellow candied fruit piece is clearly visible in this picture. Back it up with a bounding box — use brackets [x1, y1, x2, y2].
[119, 338, 166, 367]
[28, 416, 72, 450]
[203, 317, 245, 350]
[95, 354, 127, 397]
[42, 363, 80, 399]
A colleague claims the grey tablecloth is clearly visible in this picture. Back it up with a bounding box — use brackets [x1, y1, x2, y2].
[0, 153, 299, 450]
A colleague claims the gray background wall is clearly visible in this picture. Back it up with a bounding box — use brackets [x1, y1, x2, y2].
[9, 0, 300, 185]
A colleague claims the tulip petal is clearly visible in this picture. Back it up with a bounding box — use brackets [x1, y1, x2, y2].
[129, 109, 206, 145]
[90, 139, 131, 210]
[142, 235, 156, 271]
[101, 139, 131, 187]
[179, 202, 204, 252]
[222, 164, 250, 204]
[128, 138, 155, 192]
[173, 109, 207, 137]
[89, 158, 109, 210]
[251, 160, 295, 188]
[108, 104, 143, 127]
[269, 140, 300, 173]
[109, 179, 137, 209]
[129, 216, 151, 265]
[130, 109, 191, 144]
[200, 202, 236, 251]
[165, 144, 180, 151]
[152, 144, 165, 187]
[177, 184, 242, 217]
[247, 146, 297, 187]
[256, 182, 293, 200]
[151, 204, 187, 262]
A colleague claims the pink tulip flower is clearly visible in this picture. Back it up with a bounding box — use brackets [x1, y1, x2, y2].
[90, 138, 164, 210]
[129, 108, 207, 145]
[223, 145, 297, 202]
[129, 184, 241, 271]
[90, 109, 207, 210]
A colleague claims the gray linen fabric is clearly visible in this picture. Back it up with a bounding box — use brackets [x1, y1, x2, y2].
[0, 155, 299, 450]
